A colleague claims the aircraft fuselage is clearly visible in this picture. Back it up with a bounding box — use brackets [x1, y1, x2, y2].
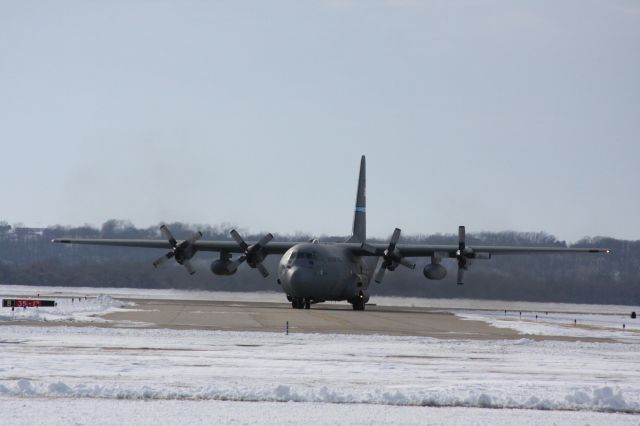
[277, 243, 376, 309]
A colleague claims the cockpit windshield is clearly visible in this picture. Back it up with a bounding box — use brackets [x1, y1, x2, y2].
[287, 251, 315, 267]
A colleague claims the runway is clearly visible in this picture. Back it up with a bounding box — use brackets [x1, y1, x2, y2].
[102, 298, 526, 339]
[2, 285, 634, 342]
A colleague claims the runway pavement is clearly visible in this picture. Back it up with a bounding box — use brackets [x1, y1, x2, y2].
[101, 298, 523, 339]
[2, 289, 617, 341]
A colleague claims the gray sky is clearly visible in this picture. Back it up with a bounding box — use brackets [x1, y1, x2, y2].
[1, 1, 638, 242]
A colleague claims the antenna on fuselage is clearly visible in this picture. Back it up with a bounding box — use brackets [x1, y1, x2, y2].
[348, 155, 366, 243]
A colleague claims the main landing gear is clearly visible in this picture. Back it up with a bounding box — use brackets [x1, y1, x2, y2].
[291, 297, 311, 310]
[350, 292, 366, 311]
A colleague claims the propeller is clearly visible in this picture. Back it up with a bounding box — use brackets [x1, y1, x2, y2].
[152, 225, 202, 275]
[228, 229, 273, 277]
[455, 225, 471, 285]
[363, 228, 415, 284]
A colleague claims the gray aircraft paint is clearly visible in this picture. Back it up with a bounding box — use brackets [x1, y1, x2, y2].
[280, 156, 375, 309]
[53, 156, 610, 311]
[278, 244, 371, 303]
[348, 155, 366, 244]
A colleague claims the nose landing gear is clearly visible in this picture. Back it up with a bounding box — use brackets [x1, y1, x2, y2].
[291, 297, 311, 309]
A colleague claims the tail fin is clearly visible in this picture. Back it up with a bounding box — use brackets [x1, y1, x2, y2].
[348, 155, 366, 243]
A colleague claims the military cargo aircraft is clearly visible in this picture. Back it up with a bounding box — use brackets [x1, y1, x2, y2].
[53, 156, 609, 310]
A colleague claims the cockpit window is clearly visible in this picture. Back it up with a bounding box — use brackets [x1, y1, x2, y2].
[286, 251, 316, 267]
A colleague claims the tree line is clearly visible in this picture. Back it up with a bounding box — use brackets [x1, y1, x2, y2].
[0, 220, 638, 305]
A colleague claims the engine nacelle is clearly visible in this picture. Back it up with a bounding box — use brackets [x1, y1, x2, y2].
[210, 260, 238, 276]
[423, 263, 447, 280]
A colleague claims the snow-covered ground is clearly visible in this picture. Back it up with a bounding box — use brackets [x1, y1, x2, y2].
[1, 398, 637, 426]
[1, 326, 639, 424]
[0, 294, 135, 323]
[454, 310, 640, 343]
[1, 285, 639, 424]
[1, 284, 288, 304]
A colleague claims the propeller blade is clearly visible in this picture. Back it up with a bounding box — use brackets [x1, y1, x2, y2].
[256, 233, 274, 248]
[458, 225, 466, 251]
[256, 263, 270, 278]
[230, 229, 249, 251]
[188, 231, 203, 245]
[229, 255, 247, 271]
[456, 266, 465, 285]
[160, 225, 178, 248]
[399, 257, 416, 269]
[360, 243, 379, 255]
[153, 251, 174, 268]
[182, 259, 196, 275]
[389, 228, 401, 251]
[374, 265, 387, 284]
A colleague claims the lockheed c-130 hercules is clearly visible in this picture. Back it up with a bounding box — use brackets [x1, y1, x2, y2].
[53, 156, 609, 311]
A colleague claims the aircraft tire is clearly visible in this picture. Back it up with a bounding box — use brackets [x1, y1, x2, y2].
[292, 297, 304, 309]
[351, 300, 365, 311]
[304, 299, 311, 309]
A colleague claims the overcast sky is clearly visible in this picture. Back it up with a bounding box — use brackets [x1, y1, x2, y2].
[1, 1, 638, 242]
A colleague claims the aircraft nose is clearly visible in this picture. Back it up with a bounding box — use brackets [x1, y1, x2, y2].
[287, 267, 312, 290]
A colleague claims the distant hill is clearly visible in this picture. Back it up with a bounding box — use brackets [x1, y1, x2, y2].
[0, 219, 637, 305]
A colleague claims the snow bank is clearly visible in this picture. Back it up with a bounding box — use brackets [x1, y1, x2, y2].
[0, 379, 636, 413]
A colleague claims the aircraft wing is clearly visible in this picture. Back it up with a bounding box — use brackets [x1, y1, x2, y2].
[52, 235, 609, 284]
[349, 243, 610, 258]
[52, 238, 609, 257]
[52, 238, 296, 254]
[347, 230, 609, 285]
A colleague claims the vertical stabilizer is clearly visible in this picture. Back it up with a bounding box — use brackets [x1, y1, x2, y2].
[348, 155, 366, 243]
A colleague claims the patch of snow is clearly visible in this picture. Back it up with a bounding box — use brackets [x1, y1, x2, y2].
[0, 293, 135, 323]
[454, 310, 640, 342]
